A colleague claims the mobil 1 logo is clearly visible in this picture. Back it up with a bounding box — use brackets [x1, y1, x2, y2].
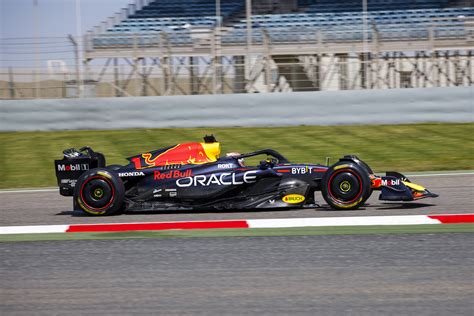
[57, 163, 90, 172]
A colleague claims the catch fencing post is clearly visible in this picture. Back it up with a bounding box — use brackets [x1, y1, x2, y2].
[8, 67, 15, 99]
[68, 34, 81, 98]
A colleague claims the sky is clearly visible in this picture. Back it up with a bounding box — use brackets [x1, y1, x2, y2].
[1, 0, 134, 68]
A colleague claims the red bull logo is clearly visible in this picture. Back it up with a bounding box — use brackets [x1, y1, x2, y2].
[154, 170, 192, 180]
[371, 177, 382, 188]
[131, 142, 220, 169]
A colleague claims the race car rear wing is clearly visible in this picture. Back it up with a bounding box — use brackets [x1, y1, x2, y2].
[54, 147, 105, 196]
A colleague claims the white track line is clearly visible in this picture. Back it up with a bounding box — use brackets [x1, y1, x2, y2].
[1, 214, 472, 235]
[0, 225, 69, 234]
[247, 215, 440, 229]
[0, 188, 58, 194]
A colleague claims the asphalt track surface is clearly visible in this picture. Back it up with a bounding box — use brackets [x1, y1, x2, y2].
[1, 173, 473, 315]
[1, 233, 474, 315]
[0, 173, 472, 226]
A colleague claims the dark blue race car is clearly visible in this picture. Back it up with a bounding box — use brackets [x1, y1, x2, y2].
[55, 135, 437, 216]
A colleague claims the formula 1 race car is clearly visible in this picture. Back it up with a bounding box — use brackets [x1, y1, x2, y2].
[54, 135, 438, 216]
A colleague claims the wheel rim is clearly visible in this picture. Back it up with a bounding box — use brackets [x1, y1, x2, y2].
[328, 169, 363, 204]
[80, 176, 115, 210]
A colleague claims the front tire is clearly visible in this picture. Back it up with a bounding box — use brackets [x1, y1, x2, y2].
[321, 162, 371, 210]
[74, 168, 125, 216]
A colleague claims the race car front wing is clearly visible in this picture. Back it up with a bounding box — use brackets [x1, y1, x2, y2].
[371, 172, 439, 202]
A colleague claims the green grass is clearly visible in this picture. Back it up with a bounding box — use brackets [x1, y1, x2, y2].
[1, 224, 473, 243]
[0, 123, 472, 189]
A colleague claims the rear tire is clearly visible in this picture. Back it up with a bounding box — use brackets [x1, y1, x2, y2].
[321, 162, 371, 210]
[74, 168, 125, 216]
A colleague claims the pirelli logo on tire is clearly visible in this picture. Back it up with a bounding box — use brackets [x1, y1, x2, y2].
[282, 194, 305, 204]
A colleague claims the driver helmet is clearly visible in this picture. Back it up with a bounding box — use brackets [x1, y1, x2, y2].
[226, 152, 245, 167]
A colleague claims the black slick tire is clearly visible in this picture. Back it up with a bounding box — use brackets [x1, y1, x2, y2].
[74, 168, 125, 216]
[321, 162, 371, 210]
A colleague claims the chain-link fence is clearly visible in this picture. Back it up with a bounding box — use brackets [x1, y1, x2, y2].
[1, 50, 472, 99]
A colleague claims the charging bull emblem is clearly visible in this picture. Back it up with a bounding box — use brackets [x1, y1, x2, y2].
[130, 142, 220, 169]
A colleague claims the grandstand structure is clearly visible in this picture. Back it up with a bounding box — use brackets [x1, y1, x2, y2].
[2, 0, 474, 98]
